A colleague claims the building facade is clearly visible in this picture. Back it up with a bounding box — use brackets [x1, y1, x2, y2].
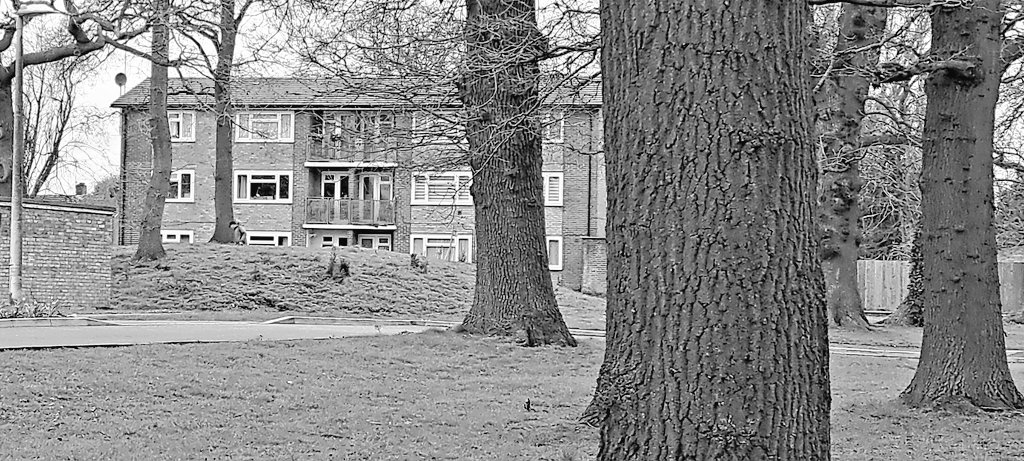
[113, 78, 606, 290]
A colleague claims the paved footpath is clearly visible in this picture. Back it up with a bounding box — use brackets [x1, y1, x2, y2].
[0, 320, 433, 350]
[2, 318, 1023, 364]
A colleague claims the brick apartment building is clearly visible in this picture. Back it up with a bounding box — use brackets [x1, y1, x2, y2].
[112, 78, 608, 291]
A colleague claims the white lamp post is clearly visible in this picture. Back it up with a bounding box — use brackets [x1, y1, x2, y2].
[9, 0, 59, 304]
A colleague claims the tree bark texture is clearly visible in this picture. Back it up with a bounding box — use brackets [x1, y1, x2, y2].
[901, 2, 1024, 410]
[888, 226, 923, 326]
[818, 4, 888, 330]
[210, 0, 239, 244]
[134, 1, 172, 262]
[586, 2, 830, 459]
[458, 0, 576, 347]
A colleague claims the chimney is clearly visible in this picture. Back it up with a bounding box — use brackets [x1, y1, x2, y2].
[75, 183, 87, 195]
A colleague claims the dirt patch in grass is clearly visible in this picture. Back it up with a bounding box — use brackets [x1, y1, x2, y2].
[3, 334, 1024, 459]
[109, 244, 606, 330]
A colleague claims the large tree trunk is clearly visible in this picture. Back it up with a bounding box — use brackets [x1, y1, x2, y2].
[458, 0, 576, 347]
[901, 2, 1024, 410]
[818, 4, 888, 330]
[210, 0, 238, 243]
[134, 0, 172, 262]
[584, 2, 830, 459]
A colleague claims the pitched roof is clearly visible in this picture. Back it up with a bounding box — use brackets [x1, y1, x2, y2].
[111, 77, 602, 109]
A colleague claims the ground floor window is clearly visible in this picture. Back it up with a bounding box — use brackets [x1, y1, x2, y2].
[358, 234, 392, 251]
[161, 230, 194, 244]
[247, 231, 291, 246]
[411, 234, 472, 262]
[321, 235, 351, 248]
[546, 236, 563, 271]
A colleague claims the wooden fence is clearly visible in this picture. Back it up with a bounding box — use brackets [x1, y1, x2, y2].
[858, 260, 1024, 313]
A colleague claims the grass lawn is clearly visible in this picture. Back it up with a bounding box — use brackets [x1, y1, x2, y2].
[3, 333, 1024, 460]
[106, 244, 1024, 350]
[107, 244, 606, 330]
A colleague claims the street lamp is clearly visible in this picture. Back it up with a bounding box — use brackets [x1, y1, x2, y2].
[10, 0, 59, 304]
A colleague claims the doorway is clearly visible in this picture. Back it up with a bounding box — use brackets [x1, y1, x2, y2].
[321, 172, 351, 222]
[358, 173, 392, 222]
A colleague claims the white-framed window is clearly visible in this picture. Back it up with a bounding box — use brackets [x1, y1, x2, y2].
[168, 111, 196, 142]
[411, 234, 473, 263]
[247, 231, 292, 246]
[358, 234, 392, 251]
[314, 234, 351, 248]
[411, 171, 472, 205]
[167, 169, 195, 203]
[161, 230, 194, 244]
[541, 111, 565, 143]
[546, 236, 563, 271]
[235, 111, 294, 142]
[234, 171, 292, 203]
[542, 172, 563, 206]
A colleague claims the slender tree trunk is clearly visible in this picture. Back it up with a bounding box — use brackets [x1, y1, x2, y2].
[888, 226, 924, 326]
[901, 2, 1024, 410]
[584, 2, 829, 459]
[210, 0, 238, 243]
[819, 5, 888, 330]
[134, 0, 172, 262]
[29, 98, 72, 198]
[458, 0, 576, 347]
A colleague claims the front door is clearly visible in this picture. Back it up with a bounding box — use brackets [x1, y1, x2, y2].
[358, 234, 392, 251]
[321, 172, 351, 222]
[358, 173, 392, 223]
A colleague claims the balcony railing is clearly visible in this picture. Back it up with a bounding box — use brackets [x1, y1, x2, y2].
[306, 134, 399, 164]
[305, 198, 397, 226]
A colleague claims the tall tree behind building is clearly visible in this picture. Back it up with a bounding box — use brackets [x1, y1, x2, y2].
[134, 0, 173, 261]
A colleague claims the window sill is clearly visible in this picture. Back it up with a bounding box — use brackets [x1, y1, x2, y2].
[234, 199, 293, 205]
[171, 139, 196, 143]
[166, 199, 195, 204]
[234, 139, 295, 144]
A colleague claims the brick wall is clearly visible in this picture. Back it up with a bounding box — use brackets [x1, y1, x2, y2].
[581, 237, 607, 296]
[119, 109, 303, 244]
[552, 108, 603, 290]
[0, 200, 113, 310]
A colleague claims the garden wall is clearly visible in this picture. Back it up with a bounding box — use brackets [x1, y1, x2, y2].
[0, 199, 114, 310]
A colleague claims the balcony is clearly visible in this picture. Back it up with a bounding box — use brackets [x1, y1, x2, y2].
[306, 134, 398, 164]
[305, 198, 397, 226]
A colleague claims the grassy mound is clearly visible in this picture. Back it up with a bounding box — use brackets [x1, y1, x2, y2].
[111, 244, 606, 326]
[113, 244, 474, 318]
